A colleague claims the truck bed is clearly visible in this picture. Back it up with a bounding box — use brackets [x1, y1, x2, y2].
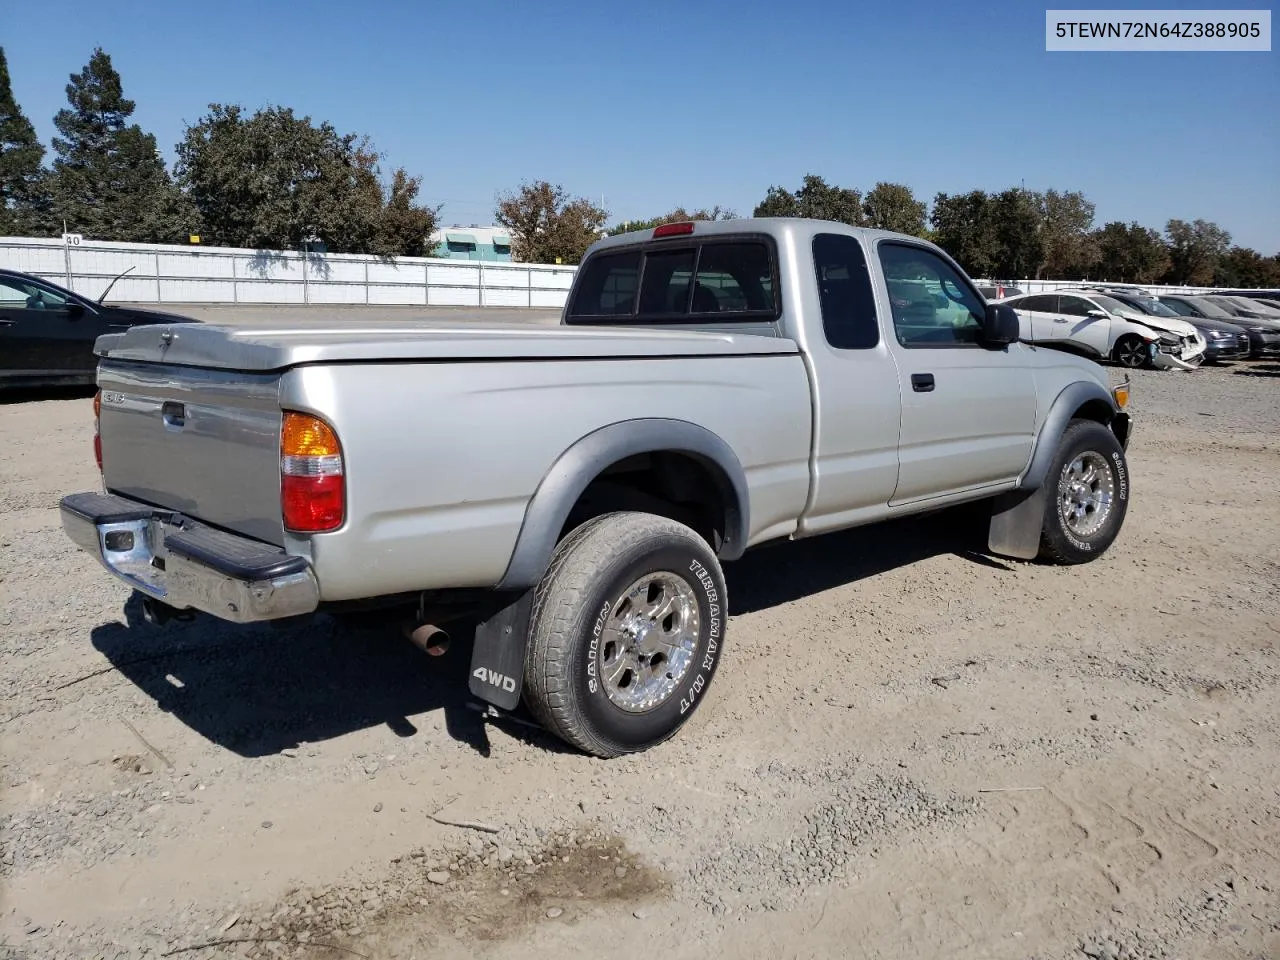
[93, 319, 814, 594]
[96, 318, 798, 370]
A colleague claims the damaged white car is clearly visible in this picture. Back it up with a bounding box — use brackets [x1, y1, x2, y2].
[997, 290, 1206, 370]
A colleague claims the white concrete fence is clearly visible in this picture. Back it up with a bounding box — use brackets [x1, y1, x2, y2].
[0, 236, 577, 308]
[0, 235, 1246, 309]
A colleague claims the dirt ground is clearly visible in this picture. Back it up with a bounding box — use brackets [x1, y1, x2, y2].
[1, 358, 1277, 960]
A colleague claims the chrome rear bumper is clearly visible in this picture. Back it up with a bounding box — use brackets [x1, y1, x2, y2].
[60, 492, 319, 623]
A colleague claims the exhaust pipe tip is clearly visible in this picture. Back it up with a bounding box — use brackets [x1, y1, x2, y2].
[404, 621, 450, 657]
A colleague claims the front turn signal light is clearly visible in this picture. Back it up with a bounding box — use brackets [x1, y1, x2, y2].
[1112, 379, 1130, 409]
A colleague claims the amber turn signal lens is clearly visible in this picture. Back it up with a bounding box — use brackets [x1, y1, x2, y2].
[280, 411, 345, 533]
[1112, 385, 1129, 409]
[282, 411, 341, 457]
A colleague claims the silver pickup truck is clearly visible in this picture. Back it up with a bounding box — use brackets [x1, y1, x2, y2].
[61, 218, 1133, 757]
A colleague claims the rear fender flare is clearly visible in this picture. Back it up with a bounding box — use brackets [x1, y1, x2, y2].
[496, 418, 750, 591]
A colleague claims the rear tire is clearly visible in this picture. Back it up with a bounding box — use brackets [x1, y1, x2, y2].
[1037, 419, 1129, 565]
[523, 512, 727, 758]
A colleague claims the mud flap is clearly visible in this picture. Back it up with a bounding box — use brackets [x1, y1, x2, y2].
[468, 589, 535, 711]
[988, 486, 1050, 561]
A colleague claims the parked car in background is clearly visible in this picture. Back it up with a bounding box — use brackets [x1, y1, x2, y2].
[1200, 294, 1280, 321]
[1158, 294, 1280, 358]
[998, 289, 1205, 369]
[1215, 289, 1280, 301]
[1222, 295, 1280, 319]
[1188, 295, 1280, 357]
[976, 282, 1024, 301]
[0, 268, 201, 389]
[1103, 290, 1249, 363]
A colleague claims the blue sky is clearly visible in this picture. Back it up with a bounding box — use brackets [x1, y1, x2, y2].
[6, 0, 1279, 250]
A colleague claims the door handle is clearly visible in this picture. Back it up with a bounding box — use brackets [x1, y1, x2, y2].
[911, 373, 935, 393]
[1053, 318, 1070, 323]
[0, 319, 14, 327]
[162, 401, 186, 430]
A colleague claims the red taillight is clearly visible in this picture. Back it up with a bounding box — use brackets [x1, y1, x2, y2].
[282, 474, 344, 532]
[653, 221, 695, 238]
[280, 411, 345, 532]
[93, 391, 102, 472]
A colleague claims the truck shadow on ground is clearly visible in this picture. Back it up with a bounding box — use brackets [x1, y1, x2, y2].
[89, 506, 1004, 759]
[0, 385, 96, 405]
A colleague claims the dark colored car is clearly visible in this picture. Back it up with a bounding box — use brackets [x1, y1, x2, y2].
[1169, 294, 1280, 359]
[1215, 289, 1280, 301]
[1100, 291, 1250, 363]
[0, 268, 200, 388]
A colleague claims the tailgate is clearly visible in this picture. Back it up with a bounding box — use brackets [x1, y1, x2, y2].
[97, 359, 285, 546]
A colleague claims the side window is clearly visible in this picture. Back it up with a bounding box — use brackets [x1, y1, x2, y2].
[878, 243, 984, 347]
[812, 233, 879, 350]
[1017, 295, 1055, 312]
[1058, 296, 1094, 317]
[638, 248, 696, 315]
[0, 277, 70, 311]
[567, 251, 640, 317]
[1162, 298, 1193, 316]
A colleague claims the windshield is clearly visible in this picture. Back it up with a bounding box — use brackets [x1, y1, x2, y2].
[1131, 297, 1180, 318]
[1184, 297, 1234, 319]
[1091, 294, 1147, 321]
[1228, 296, 1280, 316]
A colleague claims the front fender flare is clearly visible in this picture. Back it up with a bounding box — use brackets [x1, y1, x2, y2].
[496, 418, 750, 591]
[1020, 380, 1124, 491]
[989, 380, 1127, 560]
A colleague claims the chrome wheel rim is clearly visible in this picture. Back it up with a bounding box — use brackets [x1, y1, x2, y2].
[1058, 451, 1115, 538]
[598, 572, 700, 713]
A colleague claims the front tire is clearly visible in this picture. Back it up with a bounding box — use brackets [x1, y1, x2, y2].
[523, 512, 727, 758]
[1112, 334, 1150, 369]
[1037, 419, 1129, 564]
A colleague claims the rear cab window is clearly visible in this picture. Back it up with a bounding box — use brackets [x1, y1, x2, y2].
[566, 234, 780, 325]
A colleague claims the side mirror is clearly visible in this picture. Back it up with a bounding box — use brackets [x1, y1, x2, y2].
[66, 302, 85, 319]
[1087, 309, 1107, 319]
[982, 303, 1020, 347]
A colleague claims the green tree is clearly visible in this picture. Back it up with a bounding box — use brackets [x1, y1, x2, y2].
[494, 180, 608, 264]
[753, 174, 865, 227]
[1163, 218, 1230, 286]
[862, 182, 926, 236]
[177, 104, 434, 254]
[45, 47, 191, 242]
[1094, 221, 1171, 283]
[989, 188, 1042, 279]
[0, 47, 47, 235]
[1212, 245, 1280, 289]
[930, 190, 999, 277]
[1036, 189, 1097, 279]
[371, 167, 441, 258]
[607, 205, 735, 236]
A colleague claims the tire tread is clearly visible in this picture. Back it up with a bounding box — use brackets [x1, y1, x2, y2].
[523, 512, 718, 757]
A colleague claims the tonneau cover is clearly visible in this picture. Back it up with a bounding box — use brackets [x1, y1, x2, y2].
[96, 318, 798, 371]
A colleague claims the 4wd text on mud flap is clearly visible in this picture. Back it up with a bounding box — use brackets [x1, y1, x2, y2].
[473, 667, 516, 693]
